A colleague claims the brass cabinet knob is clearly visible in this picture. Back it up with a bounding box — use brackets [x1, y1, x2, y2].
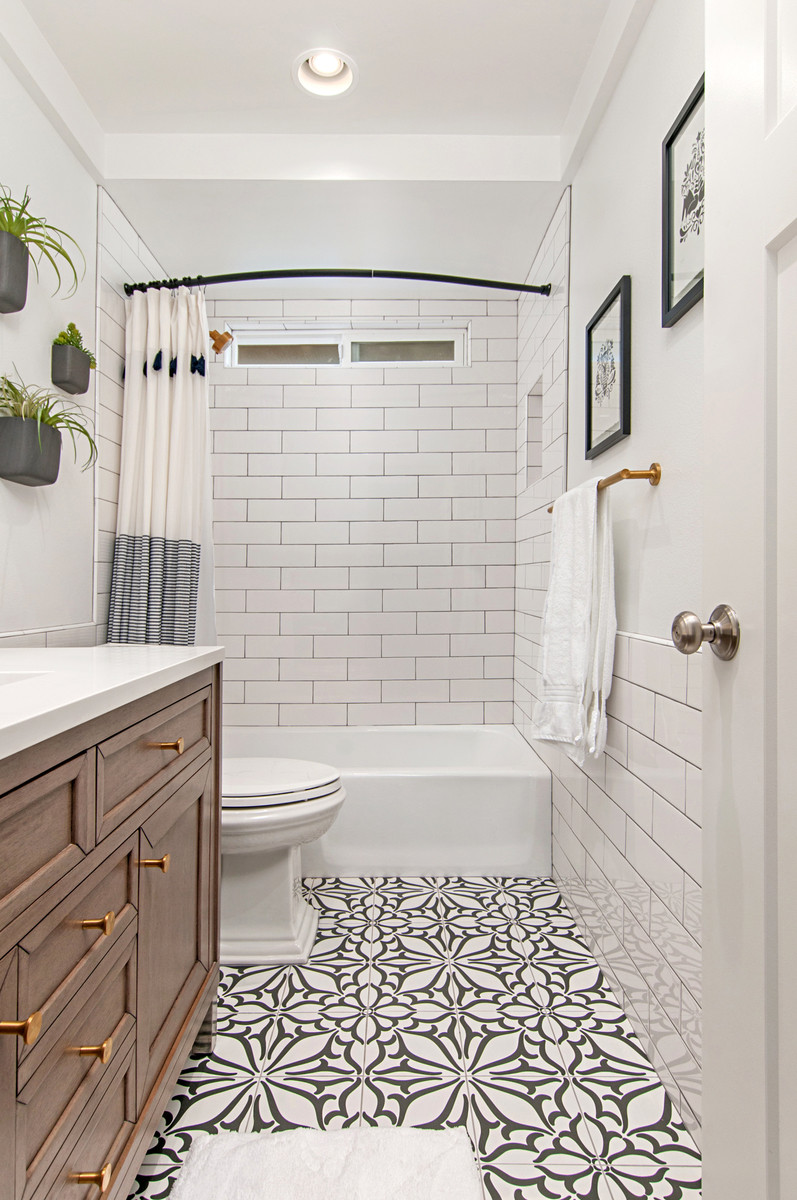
[151, 737, 184, 755]
[0, 1011, 43, 1045]
[71, 1036, 113, 1064]
[139, 854, 170, 873]
[80, 911, 116, 936]
[69, 1164, 112, 1193]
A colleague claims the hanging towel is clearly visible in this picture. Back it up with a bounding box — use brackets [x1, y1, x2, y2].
[531, 478, 616, 764]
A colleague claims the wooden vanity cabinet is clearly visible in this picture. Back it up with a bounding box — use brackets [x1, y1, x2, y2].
[0, 663, 221, 1200]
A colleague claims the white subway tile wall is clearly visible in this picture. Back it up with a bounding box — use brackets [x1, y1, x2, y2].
[207, 297, 518, 729]
[0, 189, 165, 647]
[512, 188, 702, 1141]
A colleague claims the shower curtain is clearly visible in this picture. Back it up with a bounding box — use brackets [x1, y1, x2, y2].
[107, 287, 216, 645]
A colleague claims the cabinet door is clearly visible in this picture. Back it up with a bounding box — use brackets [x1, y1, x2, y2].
[0, 950, 16, 1200]
[136, 763, 213, 1105]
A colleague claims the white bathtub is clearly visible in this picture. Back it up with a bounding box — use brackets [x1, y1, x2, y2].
[222, 724, 552, 877]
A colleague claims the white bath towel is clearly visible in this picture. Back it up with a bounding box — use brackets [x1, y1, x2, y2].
[531, 478, 616, 764]
[169, 1127, 483, 1200]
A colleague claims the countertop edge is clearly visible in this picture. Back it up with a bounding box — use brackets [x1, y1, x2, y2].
[0, 646, 224, 762]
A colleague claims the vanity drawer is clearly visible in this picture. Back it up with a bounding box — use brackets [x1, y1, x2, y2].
[96, 688, 212, 840]
[0, 755, 94, 937]
[18, 838, 138, 1042]
[32, 1038, 136, 1200]
[18, 934, 136, 1200]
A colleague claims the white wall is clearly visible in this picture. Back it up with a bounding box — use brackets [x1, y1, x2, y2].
[514, 0, 705, 1141]
[566, 0, 704, 638]
[0, 55, 97, 635]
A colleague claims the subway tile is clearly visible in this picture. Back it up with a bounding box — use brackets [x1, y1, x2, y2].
[349, 612, 416, 635]
[623, 910, 682, 1031]
[352, 384, 418, 407]
[279, 612, 348, 636]
[418, 519, 485, 543]
[418, 565, 485, 588]
[350, 521, 418, 544]
[417, 611, 483, 635]
[452, 588, 514, 611]
[350, 566, 416, 588]
[351, 475, 419, 498]
[627, 637, 688, 701]
[382, 634, 449, 657]
[223, 703, 279, 726]
[282, 567, 349, 589]
[415, 702, 485, 723]
[245, 590, 314, 612]
[347, 703, 416, 725]
[605, 756, 654, 833]
[216, 566, 279, 590]
[386, 407, 452, 430]
[245, 634, 313, 658]
[687, 652, 703, 710]
[217, 611, 280, 635]
[316, 544, 383, 566]
[214, 476, 282, 498]
[316, 452, 384, 476]
[452, 542, 514, 565]
[419, 383, 486, 407]
[625, 820, 685, 921]
[652, 795, 702, 884]
[214, 430, 281, 453]
[587, 780, 626, 852]
[317, 408, 384, 430]
[282, 522, 349, 544]
[248, 545, 315, 566]
[282, 476, 350, 498]
[384, 452, 451, 475]
[247, 499, 315, 521]
[384, 544, 451, 566]
[627, 729, 687, 811]
[315, 589, 382, 611]
[350, 430, 417, 453]
[382, 678, 449, 703]
[418, 429, 485, 453]
[283, 384, 350, 409]
[280, 658, 347, 680]
[685, 763, 702, 826]
[383, 588, 449, 611]
[419, 475, 486, 497]
[315, 498, 383, 521]
[649, 891, 702, 1005]
[314, 635, 381, 657]
[214, 384, 282, 407]
[278, 704, 347, 726]
[313, 680, 381, 704]
[450, 632, 513, 655]
[245, 680, 313, 704]
[248, 453, 315, 476]
[282, 430, 350, 453]
[348, 657, 416, 680]
[384, 498, 451, 521]
[655, 693, 702, 768]
[606, 677, 655, 737]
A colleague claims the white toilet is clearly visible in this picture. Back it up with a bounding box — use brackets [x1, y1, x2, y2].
[220, 757, 346, 965]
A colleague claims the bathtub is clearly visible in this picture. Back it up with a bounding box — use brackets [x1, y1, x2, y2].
[222, 724, 552, 878]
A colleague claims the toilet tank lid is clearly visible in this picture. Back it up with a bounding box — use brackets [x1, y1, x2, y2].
[222, 756, 340, 799]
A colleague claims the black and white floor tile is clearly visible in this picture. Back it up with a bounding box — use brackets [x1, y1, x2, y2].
[131, 877, 701, 1200]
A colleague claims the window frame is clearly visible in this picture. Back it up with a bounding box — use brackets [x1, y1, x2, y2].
[227, 325, 470, 369]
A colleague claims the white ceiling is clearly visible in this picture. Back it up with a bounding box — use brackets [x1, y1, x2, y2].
[7, 0, 647, 288]
[20, 0, 611, 136]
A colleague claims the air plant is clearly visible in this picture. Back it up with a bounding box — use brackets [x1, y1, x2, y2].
[0, 184, 85, 297]
[0, 372, 98, 469]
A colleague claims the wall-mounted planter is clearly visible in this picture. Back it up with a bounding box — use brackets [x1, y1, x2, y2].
[0, 231, 29, 314]
[0, 418, 61, 486]
[51, 343, 91, 395]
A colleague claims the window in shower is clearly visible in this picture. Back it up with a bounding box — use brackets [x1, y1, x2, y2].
[230, 326, 469, 368]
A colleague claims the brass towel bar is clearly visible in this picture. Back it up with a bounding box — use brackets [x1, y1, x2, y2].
[547, 463, 661, 513]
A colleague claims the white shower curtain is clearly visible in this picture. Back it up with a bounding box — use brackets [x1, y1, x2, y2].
[107, 287, 216, 645]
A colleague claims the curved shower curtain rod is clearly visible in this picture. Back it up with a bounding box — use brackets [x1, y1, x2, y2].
[123, 268, 551, 297]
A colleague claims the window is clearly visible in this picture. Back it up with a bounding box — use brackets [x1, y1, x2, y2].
[230, 326, 468, 369]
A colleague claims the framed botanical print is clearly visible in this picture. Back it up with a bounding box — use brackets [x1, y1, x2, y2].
[585, 275, 631, 460]
[662, 75, 705, 327]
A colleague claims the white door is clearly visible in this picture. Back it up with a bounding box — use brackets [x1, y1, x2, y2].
[703, 2, 797, 1197]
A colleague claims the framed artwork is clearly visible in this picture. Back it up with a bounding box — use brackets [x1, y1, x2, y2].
[585, 275, 631, 460]
[662, 75, 705, 327]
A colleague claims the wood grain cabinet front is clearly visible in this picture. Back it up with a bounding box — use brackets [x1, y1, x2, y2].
[0, 663, 221, 1200]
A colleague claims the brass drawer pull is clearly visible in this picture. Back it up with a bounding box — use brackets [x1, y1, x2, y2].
[152, 737, 184, 755]
[69, 1164, 112, 1193]
[80, 911, 116, 936]
[71, 1036, 114, 1064]
[139, 854, 170, 874]
[0, 1011, 42, 1045]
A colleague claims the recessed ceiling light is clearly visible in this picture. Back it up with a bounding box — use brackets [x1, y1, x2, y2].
[293, 47, 358, 97]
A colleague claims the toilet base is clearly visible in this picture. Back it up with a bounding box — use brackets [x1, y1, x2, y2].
[220, 893, 319, 965]
[220, 842, 323, 966]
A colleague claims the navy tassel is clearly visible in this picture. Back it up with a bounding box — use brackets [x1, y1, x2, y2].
[190, 354, 206, 376]
[143, 360, 147, 376]
[153, 350, 163, 372]
[170, 357, 177, 377]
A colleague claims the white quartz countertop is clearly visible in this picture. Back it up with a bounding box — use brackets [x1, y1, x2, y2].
[0, 644, 224, 761]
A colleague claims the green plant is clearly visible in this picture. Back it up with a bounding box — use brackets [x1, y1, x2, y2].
[0, 184, 85, 297]
[53, 322, 96, 368]
[0, 372, 97, 469]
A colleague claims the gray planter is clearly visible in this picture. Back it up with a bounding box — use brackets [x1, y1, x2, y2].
[51, 343, 91, 395]
[0, 231, 29, 314]
[0, 418, 61, 486]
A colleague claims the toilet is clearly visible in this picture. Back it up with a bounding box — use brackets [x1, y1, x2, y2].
[220, 757, 346, 965]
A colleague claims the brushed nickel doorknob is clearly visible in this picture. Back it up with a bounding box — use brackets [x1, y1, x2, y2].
[671, 604, 740, 660]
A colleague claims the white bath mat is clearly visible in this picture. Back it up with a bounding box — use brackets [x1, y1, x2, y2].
[169, 1127, 482, 1200]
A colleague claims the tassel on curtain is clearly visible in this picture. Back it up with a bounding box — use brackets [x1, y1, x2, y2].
[107, 287, 216, 645]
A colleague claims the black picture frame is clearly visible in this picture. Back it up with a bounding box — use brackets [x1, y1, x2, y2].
[662, 75, 705, 327]
[585, 275, 631, 460]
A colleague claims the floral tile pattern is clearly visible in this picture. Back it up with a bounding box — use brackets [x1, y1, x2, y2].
[132, 877, 701, 1200]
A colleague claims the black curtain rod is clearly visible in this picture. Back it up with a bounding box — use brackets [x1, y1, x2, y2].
[123, 268, 551, 297]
